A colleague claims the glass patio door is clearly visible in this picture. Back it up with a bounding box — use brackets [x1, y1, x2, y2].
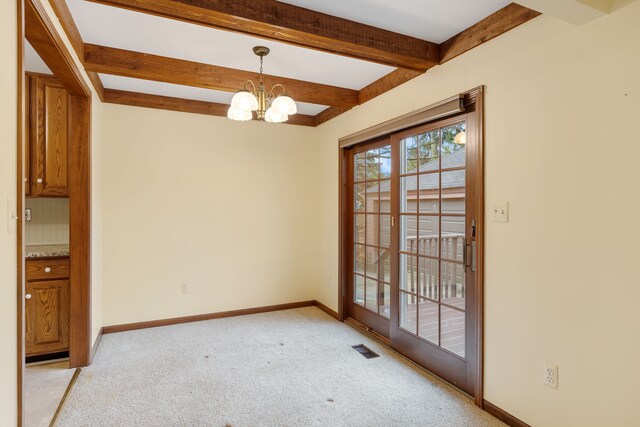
[347, 111, 480, 396]
[390, 117, 477, 394]
[349, 139, 393, 336]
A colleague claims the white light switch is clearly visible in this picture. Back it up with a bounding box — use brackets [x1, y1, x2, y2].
[490, 201, 509, 223]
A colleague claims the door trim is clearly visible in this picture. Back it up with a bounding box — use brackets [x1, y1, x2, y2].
[17, 0, 93, 424]
[338, 87, 484, 404]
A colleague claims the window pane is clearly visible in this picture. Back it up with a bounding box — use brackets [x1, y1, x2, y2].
[441, 261, 465, 308]
[418, 216, 439, 257]
[380, 146, 391, 178]
[441, 123, 466, 169]
[366, 148, 380, 180]
[418, 130, 440, 170]
[401, 137, 418, 174]
[354, 183, 365, 212]
[379, 282, 390, 318]
[366, 181, 379, 212]
[441, 216, 465, 262]
[442, 170, 465, 214]
[365, 278, 378, 310]
[399, 253, 417, 293]
[354, 244, 365, 275]
[400, 175, 417, 213]
[379, 179, 391, 213]
[366, 246, 378, 280]
[399, 291, 417, 334]
[418, 298, 439, 345]
[418, 172, 439, 213]
[417, 256, 439, 300]
[441, 306, 465, 357]
[354, 152, 366, 182]
[380, 249, 391, 283]
[380, 215, 391, 249]
[354, 214, 365, 244]
[354, 274, 365, 306]
[400, 215, 418, 253]
[365, 214, 379, 246]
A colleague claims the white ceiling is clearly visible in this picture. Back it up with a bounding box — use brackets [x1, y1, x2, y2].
[279, 0, 511, 43]
[45, 0, 513, 117]
[25, 41, 52, 74]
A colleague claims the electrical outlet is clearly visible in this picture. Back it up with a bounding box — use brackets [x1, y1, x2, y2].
[181, 282, 189, 294]
[544, 361, 558, 389]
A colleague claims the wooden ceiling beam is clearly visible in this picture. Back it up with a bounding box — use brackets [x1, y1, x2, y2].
[103, 89, 316, 126]
[85, 0, 440, 71]
[48, 0, 105, 100]
[439, 3, 540, 64]
[84, 44, 358, 108]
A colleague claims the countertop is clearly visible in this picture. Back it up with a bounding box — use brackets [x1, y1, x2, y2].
[25, 244, 70, 259]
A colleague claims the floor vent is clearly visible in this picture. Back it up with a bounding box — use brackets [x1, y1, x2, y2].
[352, 344, 379, 359]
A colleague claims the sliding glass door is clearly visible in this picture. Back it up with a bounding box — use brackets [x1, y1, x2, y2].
[345, 105, 482, 396]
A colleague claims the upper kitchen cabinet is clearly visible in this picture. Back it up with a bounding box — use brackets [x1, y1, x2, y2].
[27, 73, 70, 197]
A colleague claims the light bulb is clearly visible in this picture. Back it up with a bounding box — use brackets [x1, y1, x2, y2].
[271, 96, 297, 115]
[227, 107, 252, 121]
[231, 90, 258, 111]
[265, 107, 287, 123]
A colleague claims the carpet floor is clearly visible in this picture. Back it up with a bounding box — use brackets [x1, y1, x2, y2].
[56, 307, 504, 426]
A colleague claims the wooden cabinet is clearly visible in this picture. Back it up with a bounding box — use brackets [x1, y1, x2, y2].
[25, 258, 70, 357]
[26, 73, 70, 197]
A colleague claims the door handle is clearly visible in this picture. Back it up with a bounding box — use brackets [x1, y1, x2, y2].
[25, 293, 32, 300]
[465, 242, 477, 272]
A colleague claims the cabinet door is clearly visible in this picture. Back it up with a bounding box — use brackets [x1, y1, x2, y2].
[34, 75, 70, 197]
[25, 74, 32, 196]
[25, 279, 70, 356]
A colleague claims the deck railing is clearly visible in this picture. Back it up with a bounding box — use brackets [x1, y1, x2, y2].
[404, 234, 465, 302]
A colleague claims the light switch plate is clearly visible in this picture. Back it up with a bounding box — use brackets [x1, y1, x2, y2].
[490, 201, 509, 223]
[6, 198, 17, 233]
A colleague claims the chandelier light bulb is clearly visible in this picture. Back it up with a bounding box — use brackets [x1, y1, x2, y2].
[271, 96, 297, 116]
[230, 90, 258, 112]
[265, 107, 287, 123]
[227, 107, 253, 121]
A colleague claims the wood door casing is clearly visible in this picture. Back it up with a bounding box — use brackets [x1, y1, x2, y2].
[25, 279, 70, 356]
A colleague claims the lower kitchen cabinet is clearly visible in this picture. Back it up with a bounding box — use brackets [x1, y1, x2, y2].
[25, 258, 70, 357]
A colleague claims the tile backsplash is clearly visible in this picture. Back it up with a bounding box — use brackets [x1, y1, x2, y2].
[25, 198, 69, 245]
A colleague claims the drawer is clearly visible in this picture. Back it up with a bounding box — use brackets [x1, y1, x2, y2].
[26, 258, 70, 281]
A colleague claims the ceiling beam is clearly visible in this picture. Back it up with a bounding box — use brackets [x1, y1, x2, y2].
[25, 0, 90, 96]
[85, 0, 440, 71]
[103, 89, 316, 126]
[48, 0, 104, 100]
[84, 44, 358, 108]
[439, 3, 541, 64]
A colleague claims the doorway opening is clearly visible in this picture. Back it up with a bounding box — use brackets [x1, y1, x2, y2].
[339, 88, 484, 403]
[17, 0, 92, 424]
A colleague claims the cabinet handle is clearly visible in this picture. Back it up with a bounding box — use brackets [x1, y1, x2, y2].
[25, 294, 32, 300]
[44, 267, 51, 273]
[37, 178, 43, 183]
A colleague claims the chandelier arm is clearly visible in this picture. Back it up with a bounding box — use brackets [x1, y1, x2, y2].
[268, 83, 286, 99]
[244, 79, 257, 94]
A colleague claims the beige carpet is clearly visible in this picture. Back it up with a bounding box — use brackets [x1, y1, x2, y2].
[56, 307, 504, 426]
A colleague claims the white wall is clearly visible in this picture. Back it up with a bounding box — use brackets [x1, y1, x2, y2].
[101, 105, 319, 325]
[0, 0, 19, 423]
[24, 198, 69, 245]
[314, 2, 640, 426]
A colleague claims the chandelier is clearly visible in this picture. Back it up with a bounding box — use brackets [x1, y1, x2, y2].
[227, 46, 297, 123]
